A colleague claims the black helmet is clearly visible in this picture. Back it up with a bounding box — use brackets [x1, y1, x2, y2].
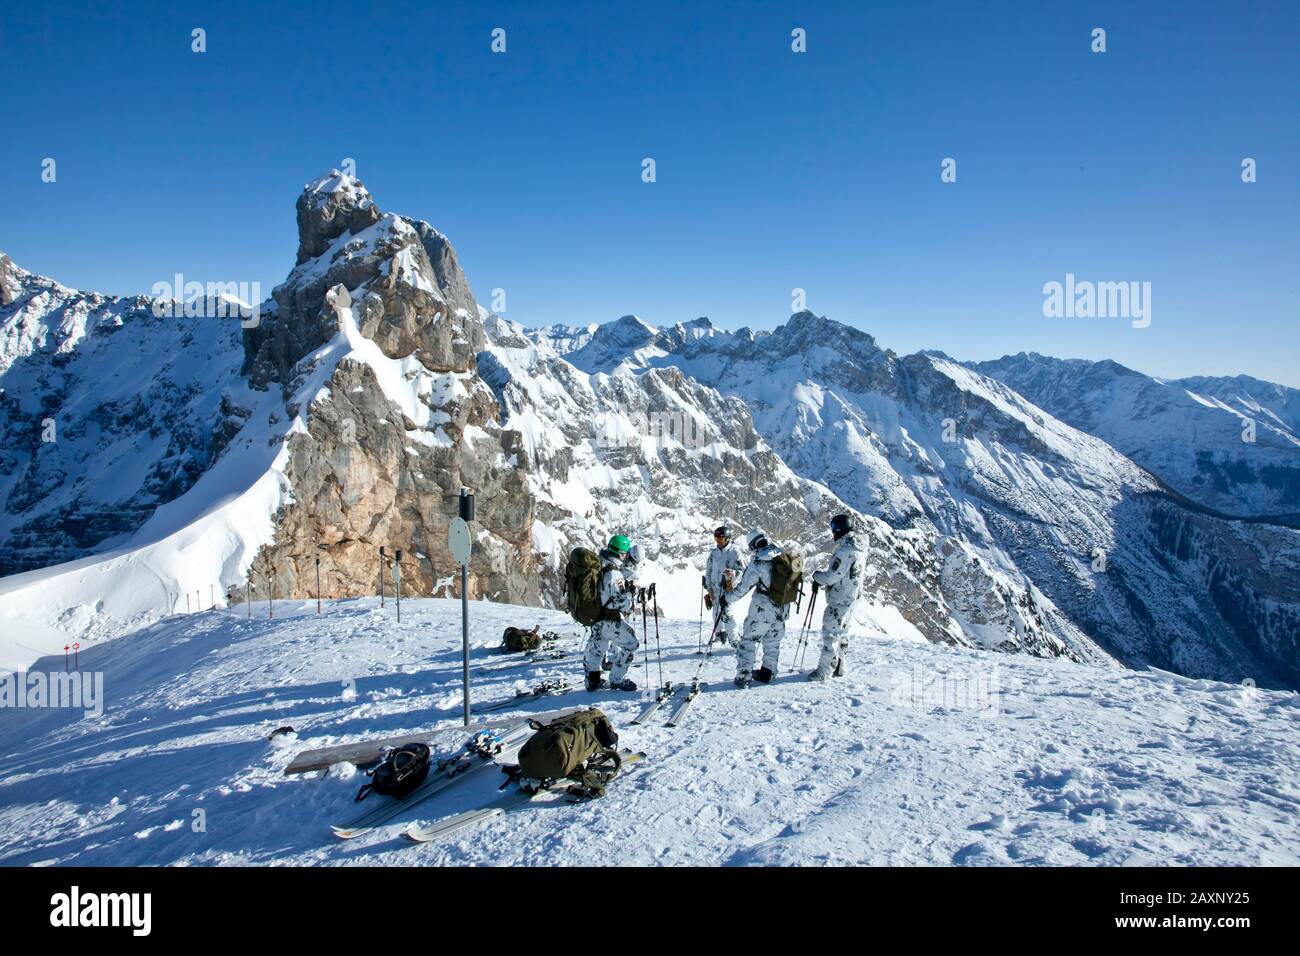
[713, 525, 731, 541]
[830, 513, 852, 540]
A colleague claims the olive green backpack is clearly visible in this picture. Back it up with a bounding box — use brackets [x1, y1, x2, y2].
[563, 548, 607, 625]
[501, 626, 542, 652]
[762, 549, 804, 606]
[516, 709, 621, 797]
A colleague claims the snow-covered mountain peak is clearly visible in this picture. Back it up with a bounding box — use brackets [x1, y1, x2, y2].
[295, 169, 383, 265]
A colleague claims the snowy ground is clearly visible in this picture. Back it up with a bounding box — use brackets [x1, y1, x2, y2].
[0, 597, 1295, 866]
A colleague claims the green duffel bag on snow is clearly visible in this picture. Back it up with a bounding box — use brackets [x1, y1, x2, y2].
[516, 709, 620, 795]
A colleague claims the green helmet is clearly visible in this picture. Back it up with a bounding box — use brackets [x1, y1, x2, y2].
[607, 534, 631, 555]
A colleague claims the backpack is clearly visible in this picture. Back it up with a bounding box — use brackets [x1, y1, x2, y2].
[516, 709, 620, 796]
[354, 743, 431, 802]
[502, 625, 542, 652]
[564, 548, 608, 625]
[761, 549, 804, 606]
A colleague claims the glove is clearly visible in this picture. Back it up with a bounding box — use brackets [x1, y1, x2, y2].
[812, 580, 820, 596]
[704, 592, 713, 610]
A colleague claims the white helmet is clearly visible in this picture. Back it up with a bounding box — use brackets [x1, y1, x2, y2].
[746, 527, 769, 552]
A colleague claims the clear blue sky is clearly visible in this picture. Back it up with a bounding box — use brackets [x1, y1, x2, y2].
[3, 0, 1297, 386]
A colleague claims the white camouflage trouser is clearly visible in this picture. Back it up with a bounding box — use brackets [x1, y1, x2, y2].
[813, 603, 851, 678]
[736, 598, 787, 678]
[710, 598, 737, 646]
[584, 618, 638, 682]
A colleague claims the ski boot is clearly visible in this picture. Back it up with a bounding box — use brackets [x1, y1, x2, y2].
[733, 672, 751, 689]
[609, 678, 638, 692]
[585, 671, 609, 692]
[752, 666, 774, 685]
[807, 669, 830, 683]
[833, 657, 845, 678]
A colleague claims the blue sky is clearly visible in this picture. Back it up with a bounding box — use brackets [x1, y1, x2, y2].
[3, 0, 1297, 385]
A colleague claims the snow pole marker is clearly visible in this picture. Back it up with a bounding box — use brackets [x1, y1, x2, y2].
[186, 592, 191, 614]
[451, 488, 475, 726]
[73, 642, 80, 669]
[394, 549, 402, 623]
[64, 645, 69, 671]
[315, 557, 321, 614]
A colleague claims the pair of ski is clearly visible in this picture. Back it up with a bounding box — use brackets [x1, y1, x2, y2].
[472, 650, 568, 677]
[403, 750, 646, 844]
[631, 679, 705, 728]
[473, 677, 571, 714]
[331, 722, 534, 839]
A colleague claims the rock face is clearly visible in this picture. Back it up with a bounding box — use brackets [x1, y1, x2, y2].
[0, 255, 20, 307]
[239, 172, 536, 606]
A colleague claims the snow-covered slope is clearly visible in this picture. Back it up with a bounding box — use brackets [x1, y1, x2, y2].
[969, 352, 1300, 521]
[540, 313, 1300, 689]
[0, 598, 1294, 866]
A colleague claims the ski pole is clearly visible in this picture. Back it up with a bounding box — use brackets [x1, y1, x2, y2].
[652, 584, 664, 689]
[783, 589, 811, 673]
[797, 587, 818, 670]
[697, 576, 705, 656]
[794, 591, 812, 669]
[694, 594, 728, 677]
[640, 588, 649, 688]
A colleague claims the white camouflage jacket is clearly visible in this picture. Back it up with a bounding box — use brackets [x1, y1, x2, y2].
[812, 533, 864, 611]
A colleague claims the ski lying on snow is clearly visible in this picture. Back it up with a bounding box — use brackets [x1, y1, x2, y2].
[330, 723, 535, 838]
[473, 678, 571, 714]
[632, 684, 678, 725]
[285, 706, 585, 775]
[402, 751, 646, 844]
[665, 680, 705, 727]
[472, 652, 569, 677]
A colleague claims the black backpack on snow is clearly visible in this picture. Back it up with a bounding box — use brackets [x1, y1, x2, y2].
[354, 743, 432, 802]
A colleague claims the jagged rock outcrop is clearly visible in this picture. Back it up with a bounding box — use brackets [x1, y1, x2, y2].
[0, 255, 20, 307]
[239, 173, 536, 605]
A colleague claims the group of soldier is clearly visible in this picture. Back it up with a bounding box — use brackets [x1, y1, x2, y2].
[582, 514, 866, 691]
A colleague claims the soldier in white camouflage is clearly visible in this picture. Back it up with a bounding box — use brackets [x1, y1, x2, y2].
[809, 514, 865, 681]
[729, 527, 790, 688]
[703, 526, 745, 648]
[583, 534, 639, 692]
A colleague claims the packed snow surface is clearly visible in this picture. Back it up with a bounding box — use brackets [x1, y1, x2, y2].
[1, 598, 1294, 866]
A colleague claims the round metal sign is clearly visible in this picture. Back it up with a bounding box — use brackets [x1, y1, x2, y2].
[448, 517, 472, 566]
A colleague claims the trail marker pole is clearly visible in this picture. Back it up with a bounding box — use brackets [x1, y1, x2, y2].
[394, 550, 403, 623]
[450, 489, 475, 726]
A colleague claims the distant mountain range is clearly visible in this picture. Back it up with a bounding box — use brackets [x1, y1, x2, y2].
[1, 173, 1296, 687]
